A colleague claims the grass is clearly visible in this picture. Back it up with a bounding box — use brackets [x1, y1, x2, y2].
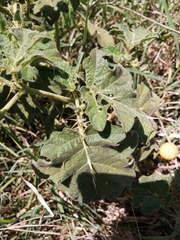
[0, 0, 180, 239]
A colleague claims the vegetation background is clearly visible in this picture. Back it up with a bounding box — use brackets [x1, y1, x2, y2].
[0, 0, 180, 239]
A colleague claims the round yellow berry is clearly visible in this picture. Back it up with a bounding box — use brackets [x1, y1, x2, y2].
[159, 142, 178, 160]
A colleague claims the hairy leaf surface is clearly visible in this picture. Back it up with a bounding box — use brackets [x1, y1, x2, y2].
[33, 124, 137, 202]
[81, 49, 159, 135]
[112, 24, 158, 50]
[0, 28, 60, 74]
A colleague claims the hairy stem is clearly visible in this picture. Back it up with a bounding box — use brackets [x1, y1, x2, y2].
[75, 98, 96, 188]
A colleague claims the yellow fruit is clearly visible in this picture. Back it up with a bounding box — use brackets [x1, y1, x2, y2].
[159, 142, 178, 160]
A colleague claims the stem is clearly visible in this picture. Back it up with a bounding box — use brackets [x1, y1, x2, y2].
[0, 90, 25, 118]
[23, 84, 73, 103]
[83, 0, 89, 52]
[0, 77, 73, 119]
[25, 0, 31, 20]
[82, 139, 96, 188]
[0, 77, 15, 88]
[102, 0, 107, 24]
[75, 99, 96, 188]
[55, 21, 60, 53]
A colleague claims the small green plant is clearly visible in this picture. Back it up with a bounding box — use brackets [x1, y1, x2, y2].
[0, 22, 159, 203]
[0, 0, 159, 198]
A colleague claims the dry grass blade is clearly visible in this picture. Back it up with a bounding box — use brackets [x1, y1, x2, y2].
[22, 177, 54, 217]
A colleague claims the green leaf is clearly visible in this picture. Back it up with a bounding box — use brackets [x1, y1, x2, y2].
[85, 121, 126, 146]
[0, 28, 61, 74]
[40, 122, 126, 164]
[137, 83, 160, 116]
[82, 49, 134, 132]
[33, 123, 137, 202]
[53, 61, 77, 91]
[131, 173, 172, 214]
[102, 43, 132, 63]
[112, 23, 158, 50]
[9, 27, 45, 53]
[82, 49, 158, 134]
[81, 49, 112, 131]
[20, 65, 39, 82]
[135, 83, 159, 137]
[40, 128, 83, 164]
[81, 86, 109, 131]
[82, 48, 107, 87]
[88, 21, 115, 47]
[38, 42, 63, 63]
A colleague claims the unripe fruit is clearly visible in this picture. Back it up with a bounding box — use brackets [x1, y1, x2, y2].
[159, 142, 178, 160]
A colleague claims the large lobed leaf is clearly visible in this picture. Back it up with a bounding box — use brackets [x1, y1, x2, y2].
[81, 48, 159, 136]
[33, 123, 137, 202]
[111, 23, 158, 50]
[0, 28, 60, 74]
